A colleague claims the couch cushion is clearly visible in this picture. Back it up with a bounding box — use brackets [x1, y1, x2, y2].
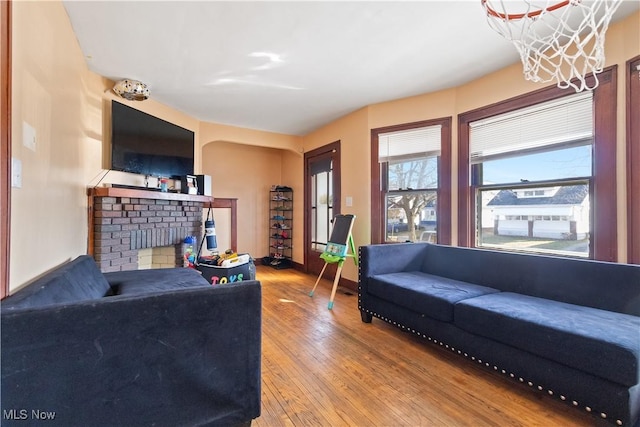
[367, 272, 500, 322]
[421, 244, 640, 317]
[1, 256, 112, 310]
[105, 267, 210, 296]
[454, 292, 640, 386]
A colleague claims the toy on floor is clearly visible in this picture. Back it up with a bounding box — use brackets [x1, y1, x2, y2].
[309, 214, 358, 310]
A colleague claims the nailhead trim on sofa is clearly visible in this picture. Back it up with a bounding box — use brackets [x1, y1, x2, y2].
[356, 293, 620, 425]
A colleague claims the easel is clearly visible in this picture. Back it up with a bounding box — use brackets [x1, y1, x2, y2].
[309, 214, 358, 310]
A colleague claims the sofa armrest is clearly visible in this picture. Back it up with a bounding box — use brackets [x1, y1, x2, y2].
[1, 281, 261, 427]
[359, 243, 430, 278]
[358, 243, 430, 319]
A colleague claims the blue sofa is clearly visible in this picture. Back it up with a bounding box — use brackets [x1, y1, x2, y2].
[359, 243, 640, 427]
[1, 255, 261, 427]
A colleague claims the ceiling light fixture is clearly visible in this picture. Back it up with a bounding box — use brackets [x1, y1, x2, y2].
[113, 79, 150, 101]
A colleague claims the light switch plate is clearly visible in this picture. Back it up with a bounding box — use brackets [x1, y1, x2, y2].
[346, 196, 353, 207]
[23, 121, 36, 151]
[11, 158, 22, 188]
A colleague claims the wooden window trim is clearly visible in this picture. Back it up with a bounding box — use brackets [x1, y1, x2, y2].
[627, 56, 640, 264]
[371, 117, 452, 245]
[1, 0, 11, 298]
[458, 66, 618, 262]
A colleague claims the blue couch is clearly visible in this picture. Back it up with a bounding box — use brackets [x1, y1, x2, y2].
[359, 243, 640, 427]
[1, 255, 261, 427]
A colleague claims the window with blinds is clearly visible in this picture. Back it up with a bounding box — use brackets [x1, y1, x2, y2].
[379, 125, 442, 163]
[470, 91, 593, 258]
[378, 124, 441, 243]
[469, 91, 593, 163]
[379, 125, 441, 192]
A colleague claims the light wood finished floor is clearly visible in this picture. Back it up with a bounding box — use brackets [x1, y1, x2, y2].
[253, 265, 602, 427]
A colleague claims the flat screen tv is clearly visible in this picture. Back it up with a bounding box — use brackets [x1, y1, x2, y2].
[111, 101, 194, 179]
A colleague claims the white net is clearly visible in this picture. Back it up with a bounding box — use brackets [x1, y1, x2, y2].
[481, 0, 622, 91]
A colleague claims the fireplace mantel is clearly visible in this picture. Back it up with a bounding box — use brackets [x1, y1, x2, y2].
[87, 187, 214, 272]
[89, 186, 214, 204]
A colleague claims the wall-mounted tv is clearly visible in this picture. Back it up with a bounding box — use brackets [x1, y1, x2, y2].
[111, 101, 194, 179]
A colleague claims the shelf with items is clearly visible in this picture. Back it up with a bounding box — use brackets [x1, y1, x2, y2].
[267, 186, 293, 269]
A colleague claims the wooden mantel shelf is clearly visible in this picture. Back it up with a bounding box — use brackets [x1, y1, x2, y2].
[87, 187, 238, 262]
[88, 186, 214, 203]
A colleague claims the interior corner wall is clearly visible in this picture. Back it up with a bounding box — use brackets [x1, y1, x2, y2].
[201, 141, 287, 260]
[280, 149, 303, 263]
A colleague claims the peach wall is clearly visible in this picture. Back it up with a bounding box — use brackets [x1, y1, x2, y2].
[197, 123, 303, 263]
[303, 11, 640, 282]
[201, 141, 293, 259]
[9, 0, 303, 290]
[606, 10, 640, 263]
[280, 149, 304, 263]
[10, 1, 197, 291]
[199, 121, 301, 154]
[302, 107, 370, 281]
[8, 1, 638, 291]
[10, 0, 104, 290]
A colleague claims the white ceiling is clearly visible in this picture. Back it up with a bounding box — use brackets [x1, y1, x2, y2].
[62, 1, 639, 136]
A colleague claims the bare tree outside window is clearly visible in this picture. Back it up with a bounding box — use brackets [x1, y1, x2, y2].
[386, 157, 438, 242]
[376, 123, 443, 244]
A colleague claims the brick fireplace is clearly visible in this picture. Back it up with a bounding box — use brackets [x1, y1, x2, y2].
[88, 187, 213, 272]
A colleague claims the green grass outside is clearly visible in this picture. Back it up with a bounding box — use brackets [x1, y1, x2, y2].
[480, 233, 588, 253]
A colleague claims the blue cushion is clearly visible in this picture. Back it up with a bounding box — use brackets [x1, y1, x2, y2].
[454, 292, 640, 386]
[1, 256, 112, 310]
[368, 272, 500, 322]
[422, 244, 640, 316]
[106, 267, 210, 296]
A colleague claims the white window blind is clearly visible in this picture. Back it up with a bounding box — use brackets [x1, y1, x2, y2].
[469, 91, 593, 163]
[378, 125, 442, 163]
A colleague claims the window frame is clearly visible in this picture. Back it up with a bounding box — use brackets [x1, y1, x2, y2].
[458, 66, 618, 262]
[627, 56, 640, 265]
[1, 0, 11, 298]
[371, 117, 452, 245]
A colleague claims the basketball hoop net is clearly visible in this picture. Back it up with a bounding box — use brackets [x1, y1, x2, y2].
[481, 0, 622, 91]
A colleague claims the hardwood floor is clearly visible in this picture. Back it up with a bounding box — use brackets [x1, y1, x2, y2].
[253, 265, 601, 427]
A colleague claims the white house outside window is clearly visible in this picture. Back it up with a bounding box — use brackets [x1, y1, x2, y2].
[469, 91, 593, 257]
